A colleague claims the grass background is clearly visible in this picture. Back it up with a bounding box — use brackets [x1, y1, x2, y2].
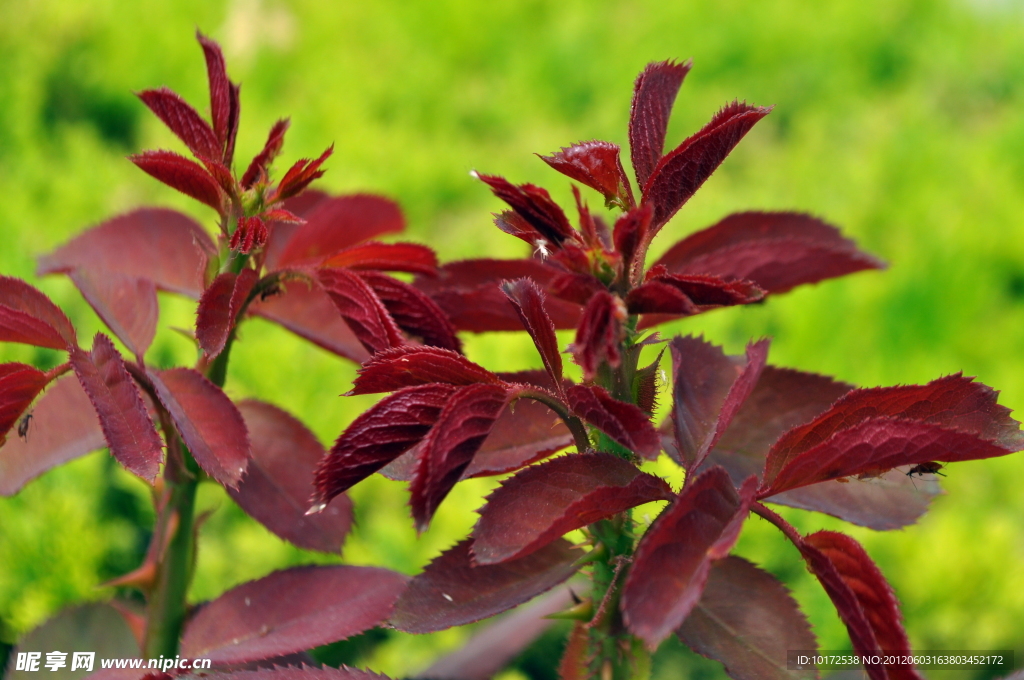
[2, 0, 1024, 677]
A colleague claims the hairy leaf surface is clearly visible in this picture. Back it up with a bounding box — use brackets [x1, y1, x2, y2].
[629, 60, 692, 187]
[540, 140, 634, 208]
[273, 195, 405, 268]
[357, 271, 462, 352]
[196, 269, 259, 358]
[476, 173, 575, 245]
[627, 273, 764, 317]
[138, 87, 221, 160]
[350, 346, 499, 395]
[130, 150, 224, 212]
[566, 385, 660, 459]
[198, 32, 233, 155]
[502, 278, 563, 388]
[571, 291, 624, 380]
[0, 275, 77, 350]
[320, 241, 437, 275]
[317, 268, 404, 354]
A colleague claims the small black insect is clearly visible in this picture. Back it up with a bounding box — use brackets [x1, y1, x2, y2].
[906, 461, 946, 478]
[17, 412, 33, 441]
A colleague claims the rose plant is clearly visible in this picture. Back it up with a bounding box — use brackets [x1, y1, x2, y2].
[1, 37, 1022, 680]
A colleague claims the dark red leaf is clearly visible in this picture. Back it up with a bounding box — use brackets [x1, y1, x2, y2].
[320, 241, 437, 276]
[275, 145, 333, 200]
[473, 453, 673, 564]
[71, 335, 163, 483]
[313, 383, 458, 506]
[272, 195, 405, 269]
[414, 258, 583, 332]
[676, 556, 818, 680]
[390, 538, 581, 633]
[465, 396, 571, 477]
[317, 268, 404, 355]
[613, 205, 653, 285]
[148, 367, 249, 489]
[197, 32, 232, 152]
[225, 81, 242, 165]
[229, 401, 351, 553]
[654, 212, 885, 294]
[38, 208, 216, 298]
[540, 140, 635, 208]
[476, 173, 575, 245]
[670, 336, 768, 471]
[242, 118, 290, 188]
[0, 363, 50, 445]
[350, 345, 500, 395]
[566, 384, 660, 459]
[193, 668, 392, 680]
[357, 271, 462, 352]
[130, 150, 225, 212]
[196, 269, 259, 359]
[570, 291, 625, 381]
[231, 215, 269, 254]
[137, 87, 221, 160]
[643, 102, 772, 230]
[70, 270, 157, 358]
[250, 279, 369, 363]
[549, 271, 606, 306]
[410, 383, 511, 530]
[621, 468, 757, 649]
[180, 565, 408, 664]
[0, 276, 77, 351]
[0, 374, 106, 495]
[797, 531, 923, 680]
[629, 60, 692, 188]
[628, 273, 764, 317]
[502, 278, 563, 389]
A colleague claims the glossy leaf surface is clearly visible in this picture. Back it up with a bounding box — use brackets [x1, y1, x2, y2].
[476, 173, 574, 245]
[540, 140, 634, 207]
[149, 367, 249, 488]
[390, 538, 581, 633]
[357, 271, 462, 352]
[566, 385, 661, 459]
[320, 241, 437, 275]
[230, 401, 352, 553]
[180, 565, 408, 664]
[473, 453, 673, 564]
[350, 346, 499, 395]
[273, 195, 405, 268]
[0, 275, 77, 350]
[317, 267, 404, 354]
[71, 335, 162, 483]
[629, 60, 691, 187]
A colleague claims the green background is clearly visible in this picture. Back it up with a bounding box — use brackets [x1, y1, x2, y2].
[2, 0, 1023, 677]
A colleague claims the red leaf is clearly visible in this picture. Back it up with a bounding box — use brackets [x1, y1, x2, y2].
[466, 396, 572, 477]
[226, 81, 241, 165]
[676, 556, 818, 680]
[230, 401, 351, 553]
[320, 241, 438, 276]
[410, 383, 511, 530]
[130, 150, 225, 212]
[242, 118, 290, 188]
[629, 60, 692, 188]
[148, 367, 249, 488]
[196, 269, 259, 358]
[655, 211, 885, 294]
[69, 270, 157, 358]
[230, 215, 269, 254]
[0, 363, 50, 445]
[357, 271, 462, 352]
[195, 668, 393, 680]
[570, 291, 625, 381]
[643, 102, 772, 230]
[0, 275, 77, 350]
[313, 383, 458, 505]
[621, 468, 757, 648]
[798, 532, 922, 680]
[390, 538, 581, 633]
[669, 336, 768, 471]
[414, 259, 582, 332]
[761, 374, 1024, 495]
[540, 140, 635, 208]
[250, 279, 369, 363]
[349, 345, 500, 395]
[476, 173, 576, 245]
[38, 208, 216, 298]
[613, 205, 653, 284]
[275, 145, 334, 200]
[273, 195, 405, 269]
[137, 87, 221, 160]
[502, 278, 563, 389]
[180, 565, 408, 664]
[71, 335, 163, 483]
[197, 32, 232, 153]
[627, 273, 764, 317]
[317, 268, 404, 354]
[566, 384, 660, 459]
[473, 452, 673, 564]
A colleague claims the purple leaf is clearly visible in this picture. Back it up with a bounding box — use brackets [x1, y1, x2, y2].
[466, 394, 572, 478]
[137, 87, 221, 160]
[0, 275, 77, 350]
[502, 278, 563, 389]
[148, 367, 249, 489]
[196, 269, 259, 359]
[473, 452, 673, 564]
[0, 363, 50, 445]
[273, 195, 404, 268]
[357, 271, 462, 353]
[317, 268, 404, 355]
[566, 385, 661, 459]
[180, 565, 408, 664]
[69, 270, 157, 358]
[570, 291, 625, 381]
[476, 173, 575, 246]
[627, 273, 764, 318]
[540, 140, 635, 208]
[129, 150, 225, 212]
[231, 401, 352, 553]
[350, 345, 500, 395]
[390, 538, 581, 633]
[677, 556, 818, 680]
[654, 211, 885, 294]
[71, 335, 162, 483]
[621, 467, 757, 648]
[613, 205, 653, 285]
[629, 60, 692, 188]
[643, 102, 772, 230]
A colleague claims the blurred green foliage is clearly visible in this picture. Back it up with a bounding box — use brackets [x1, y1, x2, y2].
[2, 0, 1024, 677]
